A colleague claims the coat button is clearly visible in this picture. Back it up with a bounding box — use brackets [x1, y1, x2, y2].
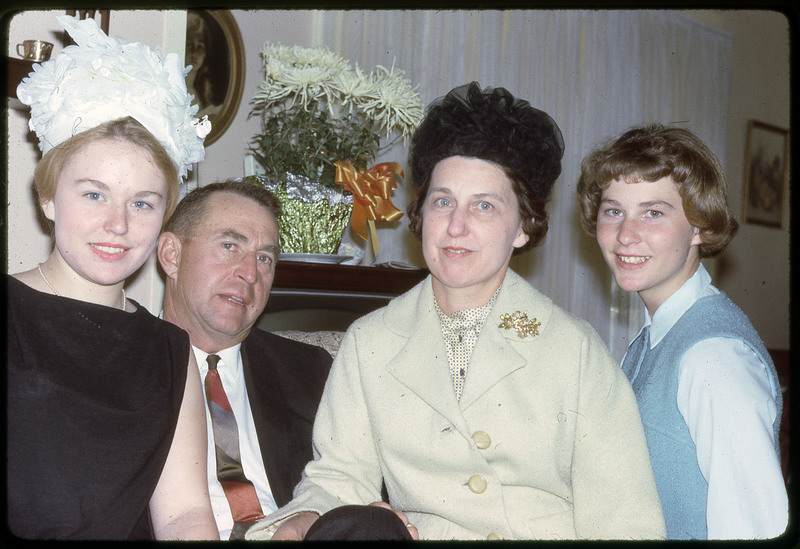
[467, 474, 487, 494]
[472, 430, 491, 449]
[487, 532, 502, 540]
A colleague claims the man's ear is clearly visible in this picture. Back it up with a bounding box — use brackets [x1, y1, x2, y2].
[157, 232, 182, 280]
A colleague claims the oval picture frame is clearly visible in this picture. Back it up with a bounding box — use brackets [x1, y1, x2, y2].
[185, 9, 244, 146]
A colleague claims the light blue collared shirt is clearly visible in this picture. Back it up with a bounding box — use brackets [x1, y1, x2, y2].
[625, 264, 787, 539]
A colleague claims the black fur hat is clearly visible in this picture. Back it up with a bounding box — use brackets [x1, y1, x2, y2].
[409, 82, 564, 202]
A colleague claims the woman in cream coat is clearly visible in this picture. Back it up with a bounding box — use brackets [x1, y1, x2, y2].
[249, 83, 666, 541]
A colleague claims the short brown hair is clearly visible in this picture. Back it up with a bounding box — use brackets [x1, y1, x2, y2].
[34, 116, 180, 226]
[164, 179, 282, 243]
[577, 124, 738, 257]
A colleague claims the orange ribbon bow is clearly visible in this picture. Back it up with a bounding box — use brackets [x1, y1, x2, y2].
[334, 161, 404, 256]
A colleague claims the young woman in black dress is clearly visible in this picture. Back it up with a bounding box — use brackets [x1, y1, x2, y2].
[8, 15, 217, 540]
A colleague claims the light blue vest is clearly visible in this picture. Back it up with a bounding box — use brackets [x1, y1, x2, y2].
[622, 293, 782, 540]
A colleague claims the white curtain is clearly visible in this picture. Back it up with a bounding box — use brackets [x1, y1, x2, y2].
[316, 10, 732, 360]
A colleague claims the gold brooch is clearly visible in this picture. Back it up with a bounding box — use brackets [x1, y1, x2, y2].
[498, 311, 541, 338]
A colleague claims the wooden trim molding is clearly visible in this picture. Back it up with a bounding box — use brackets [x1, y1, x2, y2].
[770, 349, 790, 384]
[769, 349, 791, 486]
[7, 57, 34, 98]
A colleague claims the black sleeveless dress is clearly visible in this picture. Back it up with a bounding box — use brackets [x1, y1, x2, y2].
[6, 276, 190, 539]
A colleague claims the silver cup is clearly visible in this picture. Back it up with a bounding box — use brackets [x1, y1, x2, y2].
[17, 40, 54, 63]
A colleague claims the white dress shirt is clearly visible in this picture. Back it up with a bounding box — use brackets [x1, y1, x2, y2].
[628, 264, 788, 539]
[194, 345, 278, 539]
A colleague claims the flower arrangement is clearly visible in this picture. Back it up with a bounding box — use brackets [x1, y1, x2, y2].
[249, 42, 424, 189]
[248, 43, 424, 256]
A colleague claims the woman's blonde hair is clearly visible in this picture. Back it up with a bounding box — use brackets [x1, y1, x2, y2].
[34, 116, 180, 226]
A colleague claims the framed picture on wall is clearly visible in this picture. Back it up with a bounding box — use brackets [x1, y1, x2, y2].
[185, 9, 245, 146]
[742, 120, 789, 228]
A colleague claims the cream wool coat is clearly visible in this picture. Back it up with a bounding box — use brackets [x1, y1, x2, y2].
[248, 270, 665, 540]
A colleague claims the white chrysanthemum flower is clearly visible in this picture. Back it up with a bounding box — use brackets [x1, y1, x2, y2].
[336, 65, 376, 115]
[358, 63, 424, 139]
[258, 43, 351, 113]
[16, 14, 207, 181]
[281, 65, 341, 110]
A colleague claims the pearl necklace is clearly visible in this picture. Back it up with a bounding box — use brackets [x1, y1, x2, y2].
[37, 263, 127, 312]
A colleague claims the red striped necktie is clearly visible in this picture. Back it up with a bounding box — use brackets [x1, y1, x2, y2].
[204, 354, 265, 539]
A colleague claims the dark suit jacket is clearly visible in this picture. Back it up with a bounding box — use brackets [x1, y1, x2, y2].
[240, 328, 332, 507]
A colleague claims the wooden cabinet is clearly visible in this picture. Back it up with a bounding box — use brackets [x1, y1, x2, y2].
[258, 260, 428, 332]
[272, 260, 427, 296]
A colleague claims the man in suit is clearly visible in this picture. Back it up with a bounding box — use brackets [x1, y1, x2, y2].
[157, 179, 332, 539]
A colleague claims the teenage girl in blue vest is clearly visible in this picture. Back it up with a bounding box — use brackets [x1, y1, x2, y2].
[576, 124, 786, 539]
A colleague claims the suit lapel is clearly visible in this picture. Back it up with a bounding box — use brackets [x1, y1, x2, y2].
[384, 280, 471, 434]
[458, 322, 526, 410]
[240, 338, 294, 506]
[459, 270, 554, 409]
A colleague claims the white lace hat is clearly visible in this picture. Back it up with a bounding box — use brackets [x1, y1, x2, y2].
[17, 14, 211, 181]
